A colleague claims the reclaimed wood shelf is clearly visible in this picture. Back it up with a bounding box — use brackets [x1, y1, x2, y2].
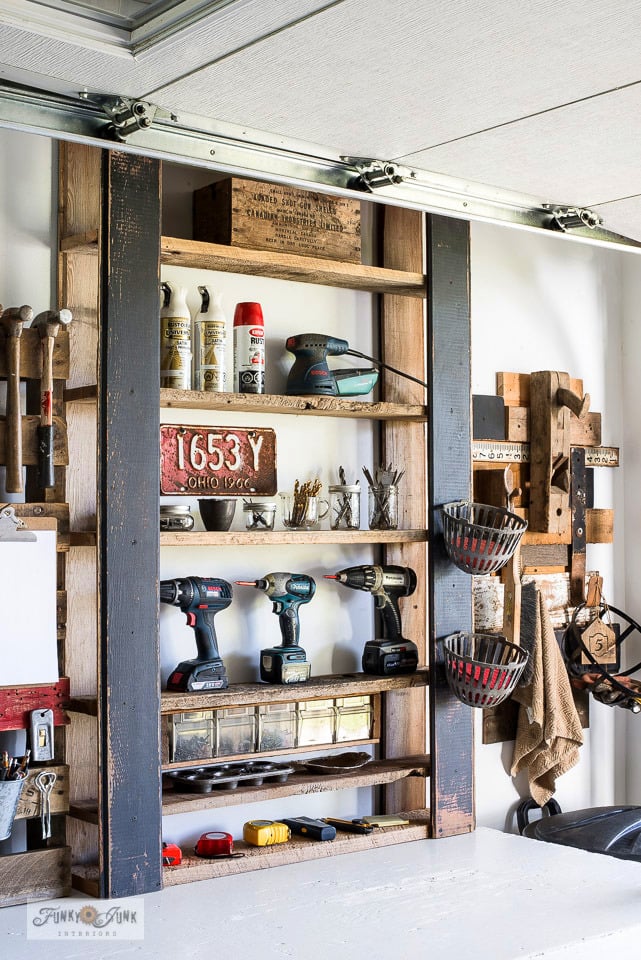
[65, 384, 427, 421]
[69, 757, 430, 823]
[69, 529, 427, 547]
[66, 670, 429, 718]
[161, 529, 427, 546]
[163, 809, 430, 885]
[61, 231, 427, 297]
[161, 388, 427, 420]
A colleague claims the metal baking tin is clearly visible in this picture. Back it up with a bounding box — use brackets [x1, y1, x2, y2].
[166, 760, 295, 793]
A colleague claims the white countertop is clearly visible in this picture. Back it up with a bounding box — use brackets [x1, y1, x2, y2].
[2, 828, 640, 958]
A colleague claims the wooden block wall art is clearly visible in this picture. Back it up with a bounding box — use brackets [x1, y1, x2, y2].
[528, 371, 590, 535]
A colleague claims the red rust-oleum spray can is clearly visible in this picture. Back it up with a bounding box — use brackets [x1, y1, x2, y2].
[160, 281, 192, 389]
[233, 302, 265, 394]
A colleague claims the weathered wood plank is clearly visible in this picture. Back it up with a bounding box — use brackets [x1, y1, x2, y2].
[497, 372, 583, 407]
[160, 669, 429, 713]
[0, 846, 71, 905]
[381, 205, 428, 813]
[97, 150, 162, 897]
[505, 406, 602, 446]
[427, 215, 474, 837]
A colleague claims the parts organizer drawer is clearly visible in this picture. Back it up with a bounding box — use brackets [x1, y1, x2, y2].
[165, 695, 375, 764]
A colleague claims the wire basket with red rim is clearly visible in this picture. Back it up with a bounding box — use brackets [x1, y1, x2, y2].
[441, 500, 527, 575]
[442, 632, 529, 708]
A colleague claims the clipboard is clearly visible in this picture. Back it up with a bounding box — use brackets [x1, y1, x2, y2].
[0, 507, 59, 686]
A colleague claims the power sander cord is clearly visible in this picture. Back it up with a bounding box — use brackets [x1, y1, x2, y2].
[346, 349, 428, 389]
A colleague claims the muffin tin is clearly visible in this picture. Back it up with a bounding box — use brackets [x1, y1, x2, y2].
[166, 760, 295, 793]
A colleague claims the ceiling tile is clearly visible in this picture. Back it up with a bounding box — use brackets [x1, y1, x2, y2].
[155, 0, 641, 159]
[396, 84, 641, 210]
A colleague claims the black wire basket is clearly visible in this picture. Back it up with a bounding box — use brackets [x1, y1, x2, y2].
[443, 632, 529, 708]
[441, 500, 527, 575]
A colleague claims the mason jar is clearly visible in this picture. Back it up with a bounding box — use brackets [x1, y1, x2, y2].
[328, 484, 361, 530]
[160, 504, 195, 532]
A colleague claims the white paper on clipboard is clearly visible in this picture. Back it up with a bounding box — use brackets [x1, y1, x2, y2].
[0, 528, 58, 685]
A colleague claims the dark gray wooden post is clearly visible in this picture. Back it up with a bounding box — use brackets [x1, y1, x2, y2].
[98, 149, 162, 895]
[426, 214, 475, 837]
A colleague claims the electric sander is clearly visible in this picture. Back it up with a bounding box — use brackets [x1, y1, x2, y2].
[285, 333, 428, 397]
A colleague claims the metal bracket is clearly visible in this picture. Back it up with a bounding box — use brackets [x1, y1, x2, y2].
[79, 93, 178, 142]
[341, 156, 407, 191]
[545, 205, 604, 232]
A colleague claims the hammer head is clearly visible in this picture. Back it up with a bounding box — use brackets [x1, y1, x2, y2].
[31, 308, 72, 338]
[0, 304, 33, 334]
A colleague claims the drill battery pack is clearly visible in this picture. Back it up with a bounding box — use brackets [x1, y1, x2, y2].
[260, 645, 311, 684]
[362, 639, 418, 676]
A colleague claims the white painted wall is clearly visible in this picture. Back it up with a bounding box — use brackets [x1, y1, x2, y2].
[2, 126, 641, 847]
[471, 221, 636, 829]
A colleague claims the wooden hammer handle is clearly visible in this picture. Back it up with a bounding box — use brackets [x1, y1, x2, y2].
[4, 334, 22, 493]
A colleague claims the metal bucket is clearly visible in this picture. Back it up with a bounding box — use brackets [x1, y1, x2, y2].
[0, 779, 24, 841]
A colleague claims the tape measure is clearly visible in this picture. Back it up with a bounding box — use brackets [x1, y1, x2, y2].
[243, 820, 291, 846]
[472, 441, 619, 467]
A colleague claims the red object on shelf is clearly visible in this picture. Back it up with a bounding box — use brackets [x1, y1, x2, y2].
[0, 677, 70, 730]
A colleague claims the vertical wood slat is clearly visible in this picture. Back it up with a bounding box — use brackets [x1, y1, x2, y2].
[57, 142, 101, 873]
[427, 215, 475, 837]
[98, 150, 162, 897]
[380, 206, 427, 813]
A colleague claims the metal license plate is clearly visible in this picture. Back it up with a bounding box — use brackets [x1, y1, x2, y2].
[160, 425, 277, 496]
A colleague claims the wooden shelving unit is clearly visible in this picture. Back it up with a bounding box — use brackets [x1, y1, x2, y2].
[56, 143, 473, 899]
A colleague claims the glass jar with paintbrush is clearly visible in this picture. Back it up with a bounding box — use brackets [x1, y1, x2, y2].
[363, 464, 405, 530]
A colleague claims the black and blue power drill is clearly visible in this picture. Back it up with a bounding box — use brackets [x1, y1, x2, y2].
[325, 564, 418, 675]
[236, 572, 316, 684]
[160, 576, 232, 692]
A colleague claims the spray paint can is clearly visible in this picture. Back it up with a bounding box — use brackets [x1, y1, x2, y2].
[160, 281, 192, 389]
[233, 302, 265, 394]
[193, 286, 227, 392]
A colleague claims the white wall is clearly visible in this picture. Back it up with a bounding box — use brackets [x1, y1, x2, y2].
[471, 220, 635, 830]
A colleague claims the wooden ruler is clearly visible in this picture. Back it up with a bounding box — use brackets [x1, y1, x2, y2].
[472, 440, 619, 467]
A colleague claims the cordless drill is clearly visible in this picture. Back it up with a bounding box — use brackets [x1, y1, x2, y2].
[160, 577, 232, 692]
[325, 565, 418, 675]
[236, 572, 316, 683]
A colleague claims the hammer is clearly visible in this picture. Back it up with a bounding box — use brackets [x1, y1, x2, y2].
[0, 303, 33, 493]
[31, 309, 72, 489]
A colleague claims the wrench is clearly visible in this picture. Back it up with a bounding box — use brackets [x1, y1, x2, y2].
[34, 771, 56, 839]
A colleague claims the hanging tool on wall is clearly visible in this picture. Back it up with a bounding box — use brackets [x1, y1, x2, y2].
[31, 309, 72, 489]
[235, 572, 316, 684]
[285, 333, 427, 397]
[529, 371, 590, 534]
[160, 576, 232, 691]
[0, 303, 33, 493]
[325, 564, 418, 675]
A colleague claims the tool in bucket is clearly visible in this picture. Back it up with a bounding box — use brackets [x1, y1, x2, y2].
[34, 770, 56, 839]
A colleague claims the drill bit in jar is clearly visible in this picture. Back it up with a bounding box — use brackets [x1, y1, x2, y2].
[363, 464, 405, 530]
[280, 478, 328, 530]
[329, 466, 361, 530]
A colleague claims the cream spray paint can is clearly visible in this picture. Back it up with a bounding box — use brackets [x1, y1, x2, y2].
[160, 281, 192, 389]
[193, 286, 227, 392]
[233, 302, 265, 394]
